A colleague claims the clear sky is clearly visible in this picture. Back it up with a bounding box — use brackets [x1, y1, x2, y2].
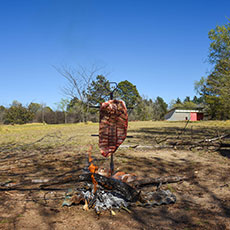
[0, 0, 230, 108]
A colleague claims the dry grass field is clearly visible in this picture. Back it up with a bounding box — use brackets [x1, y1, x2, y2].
[0, 121, 230, 230]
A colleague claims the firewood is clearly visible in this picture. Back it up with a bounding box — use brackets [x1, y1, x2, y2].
[130, 175, 188, 188]
[78, 173, 139, 202]
[40, 173, 139, 202]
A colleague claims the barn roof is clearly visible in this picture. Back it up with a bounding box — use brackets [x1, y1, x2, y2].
[166, 107, 204, 114]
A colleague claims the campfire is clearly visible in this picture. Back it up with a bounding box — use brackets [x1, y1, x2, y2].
[61, 145, 180, 214]
[61, 91, 183, 214]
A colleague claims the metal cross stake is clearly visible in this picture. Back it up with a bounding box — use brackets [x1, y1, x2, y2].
[104, 81, 118, 100]
[91, 82, 132, 176]
[104, 82, 117, 175]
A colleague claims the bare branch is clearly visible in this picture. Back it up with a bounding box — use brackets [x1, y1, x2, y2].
[54, 64, 105, 102]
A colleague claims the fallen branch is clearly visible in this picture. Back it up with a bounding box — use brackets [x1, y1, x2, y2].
[130, 175, 188, 188]
[0, 187, 66, 191]
[0, 172, 187, 205]
[204, 134, 230, 142]
[0, 131, 63, 155]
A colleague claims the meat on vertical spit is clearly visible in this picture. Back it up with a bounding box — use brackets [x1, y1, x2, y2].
[99, 100, 128, 157]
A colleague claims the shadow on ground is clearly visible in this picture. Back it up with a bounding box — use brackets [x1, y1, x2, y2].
[0, 141, 230, 230]
[128, 125, 230, 160]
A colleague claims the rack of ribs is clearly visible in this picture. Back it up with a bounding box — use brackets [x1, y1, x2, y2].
[99, 100, 128, 157]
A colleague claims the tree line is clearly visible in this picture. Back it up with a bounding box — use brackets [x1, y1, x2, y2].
[0, 77, 202, 125]
[0, 64, 204, 125]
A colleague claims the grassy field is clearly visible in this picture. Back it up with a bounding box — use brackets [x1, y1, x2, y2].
[0, 122, 99, 152]
[1, 120, 230, 152]
[0, 121, 230, 230]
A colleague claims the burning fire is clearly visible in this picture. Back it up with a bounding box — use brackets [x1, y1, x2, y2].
[88, 146, 137, 185]
[88, 146, 98, 193]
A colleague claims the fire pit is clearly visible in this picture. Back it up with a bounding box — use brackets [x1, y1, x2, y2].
[61, 147, 179, 214]
[62, 181, 177, 213]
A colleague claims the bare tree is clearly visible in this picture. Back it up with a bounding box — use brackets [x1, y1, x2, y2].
[54, 64, 104, 101]
[54, 64, 106, 122]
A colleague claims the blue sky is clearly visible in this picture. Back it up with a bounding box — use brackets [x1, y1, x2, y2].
[0, 0, 230, 109]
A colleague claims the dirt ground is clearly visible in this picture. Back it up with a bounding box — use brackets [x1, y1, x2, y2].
[1, 146, 230, 230]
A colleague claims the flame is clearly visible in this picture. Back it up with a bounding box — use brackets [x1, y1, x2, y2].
[87, 146, 137, 194]
[88, 146, 98, 193]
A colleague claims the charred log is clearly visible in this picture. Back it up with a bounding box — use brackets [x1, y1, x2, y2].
[79, 173, 139, 202]
[40, 173, 139, 202]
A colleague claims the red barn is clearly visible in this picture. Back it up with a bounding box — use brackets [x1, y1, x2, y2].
[190, 112, 204, 121]
[165, 108, 204, 121]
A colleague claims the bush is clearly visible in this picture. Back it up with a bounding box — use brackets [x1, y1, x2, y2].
[4, 105, 34, 124]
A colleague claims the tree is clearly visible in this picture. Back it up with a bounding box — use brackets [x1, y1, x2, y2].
[129, 97, 153, 121]
[11, 100, 22, 107]
[67, 99, 86, 123]
[175, 97, 182, 104]
[208, 20, 230, 64]
[28, 102, 42, 114]
[117, 80, 140, 108]
[171, 97, 184, 109]
[183, 101, 197, 109]
[195, 19, 230, 119]
[40, 103, 46, 123]
[37, 106, 56, 124]
[170, 97, 198, 110]
[55, 64, 105, 122]
[129, 96, 168, 121]
[4, 103, 34, 124]
[201, 59, 230, 119]
[67, 97, 79, 111]
[154, 97, 168, 120]
[184, 96, 191, 103]
[28, 102, 42, 122]
[182, 96, 197, 109]
[0, 105, 6, 123]
[170, 99, 183, 109]
[55, 98, 69, 124]
[55, 64, 102, 101]
[86, 75, 111, 105]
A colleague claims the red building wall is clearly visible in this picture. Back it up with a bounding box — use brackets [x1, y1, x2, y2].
[190, 112, 203, 121]
[190, 112, 197, 121]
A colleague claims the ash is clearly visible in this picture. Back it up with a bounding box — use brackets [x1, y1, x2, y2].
[82, 189, 128, 212]
[62, 184, 129, 212]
